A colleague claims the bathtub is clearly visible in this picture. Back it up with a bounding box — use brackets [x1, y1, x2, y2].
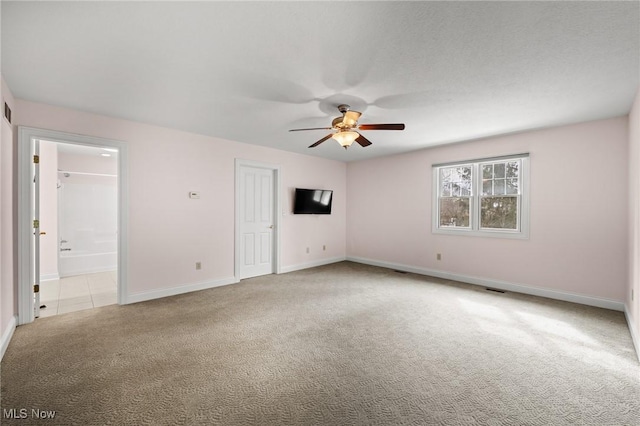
[59, 250, 117, 277]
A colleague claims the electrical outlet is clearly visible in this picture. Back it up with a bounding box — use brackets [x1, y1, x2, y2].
[195, 262, 202, 270]
[323, 245, 326, 251]
[437, 253, 442, 261]
[306, 247, 310, 254]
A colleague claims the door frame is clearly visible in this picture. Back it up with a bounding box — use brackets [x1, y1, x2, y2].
[18, 127, 129, 325]
[234, 159, 281, 280]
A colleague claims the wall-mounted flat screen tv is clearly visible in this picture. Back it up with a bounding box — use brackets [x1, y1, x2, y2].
[293, 188, 333, 214]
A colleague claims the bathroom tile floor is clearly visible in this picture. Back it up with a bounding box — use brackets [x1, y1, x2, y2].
[39, 271, 118, 318]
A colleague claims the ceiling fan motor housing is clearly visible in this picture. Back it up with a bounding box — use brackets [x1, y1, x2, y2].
[332, 117, 348, 129]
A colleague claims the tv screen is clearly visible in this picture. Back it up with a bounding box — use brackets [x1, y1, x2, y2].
[293, 188, 333, 214]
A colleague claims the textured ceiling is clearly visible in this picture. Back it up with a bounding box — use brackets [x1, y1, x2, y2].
[2, 1, 639, 162]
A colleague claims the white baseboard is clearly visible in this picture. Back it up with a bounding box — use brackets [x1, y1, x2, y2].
[125, 276, 238, 304]
[624, 306, 640, 363]
[40, 273, 60, 282]
[280, 256, 346, 274]
[125, 257, 345, 305]
[1, 315, 17, 361]
[346, 256, 625, 312]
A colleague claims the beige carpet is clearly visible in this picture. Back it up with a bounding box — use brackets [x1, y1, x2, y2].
[1, 262, 639, 425]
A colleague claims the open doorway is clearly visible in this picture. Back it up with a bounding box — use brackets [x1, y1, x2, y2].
[38, 141, 119, 317]
[18, 127, 128, 325]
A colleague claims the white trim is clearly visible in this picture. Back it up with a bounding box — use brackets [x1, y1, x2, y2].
[126, 277, 238, 304]
[432, 155, 530, 239]
[431, 225, 529, 239]
[1, 315, 17, 361]
[280, 257, 346, 274]
[18, 129, 33, 325]
[40, 273, 60, 282]
[234, 159, 282, 280]
[624, 306, 640, 363]
[433, 153, 531, 168]
[18, 127, 129, 325]
[346, 256, 625, 312]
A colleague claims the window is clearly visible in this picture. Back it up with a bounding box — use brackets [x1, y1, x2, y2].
[433, 154, 529, 238]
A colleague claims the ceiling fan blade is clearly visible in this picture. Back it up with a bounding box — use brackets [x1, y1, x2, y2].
[308, 133, 334, 148]
[355, 134, 372, 147]
[358, 123, 405, 131]
[289, 127, 333, 132]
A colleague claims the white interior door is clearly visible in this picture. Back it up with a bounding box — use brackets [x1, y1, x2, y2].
[239, 166, 275, 279]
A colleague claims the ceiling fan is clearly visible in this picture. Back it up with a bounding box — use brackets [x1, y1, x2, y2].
[289, 104, 405, 149]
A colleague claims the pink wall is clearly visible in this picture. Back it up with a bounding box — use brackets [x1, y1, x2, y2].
[2, 90, 637, 363]
[15, 100, 347, 296]
[39, 141, 59, 279]
[347, 117, 629, 302]
[1, 77, 17, 342]
[628, 88, 640, 345]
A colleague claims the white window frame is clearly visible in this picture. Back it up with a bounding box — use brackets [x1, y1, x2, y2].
[432, 154, 530, 239]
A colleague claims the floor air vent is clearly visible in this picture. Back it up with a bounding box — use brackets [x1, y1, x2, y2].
[394, 270, 408, 274]
[485, 288, 505, 293]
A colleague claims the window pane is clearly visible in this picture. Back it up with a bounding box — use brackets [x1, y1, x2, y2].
[439, 197, 470, 228]
[506, 161, 519, 178]
[506, 178, 519, 195]
[481, 196, 518, 229]
[494, 163, 505, 178]
[455, 167, 472, 186]
[440, 166, 471, 197]
[454, 166, 469, 181]
[482, 180, 492, 195]
[441, 166, 471, 186]
[441, 182, 451, 197]
[494, 179, 505, 195]
[483, 165, 493, 179]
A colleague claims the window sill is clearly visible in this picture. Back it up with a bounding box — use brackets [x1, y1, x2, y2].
[432, 227, 529, 240]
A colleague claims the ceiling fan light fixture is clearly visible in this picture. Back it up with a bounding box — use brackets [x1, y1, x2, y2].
[332, 131, 359, 149]
[342, 111, 361, 128]
[289, 104, 405, 149]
